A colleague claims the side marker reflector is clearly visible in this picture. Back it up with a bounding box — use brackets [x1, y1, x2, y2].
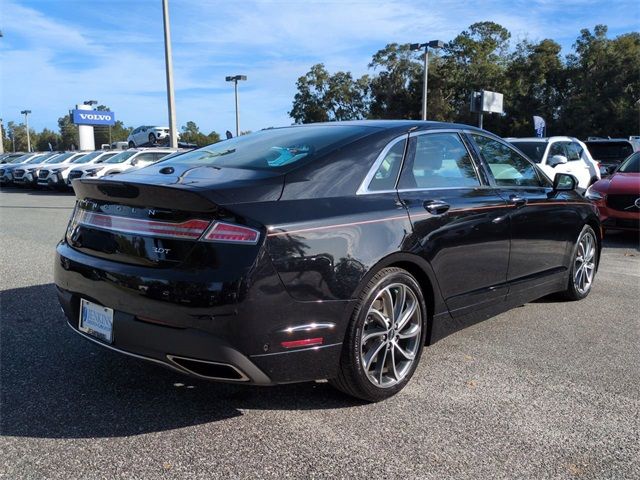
[281, 337, 324, 349]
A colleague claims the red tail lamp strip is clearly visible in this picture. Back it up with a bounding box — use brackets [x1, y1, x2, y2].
[76, 210, 210, 240]
[202, 222, 260, 244]
[281, 337, 324, 349]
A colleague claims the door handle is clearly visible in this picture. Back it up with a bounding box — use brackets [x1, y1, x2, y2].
[423, 200, 450, 215]
[509, 195, 527, 208]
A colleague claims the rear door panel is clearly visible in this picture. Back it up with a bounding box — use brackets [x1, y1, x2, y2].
[397, 131, 510, 317]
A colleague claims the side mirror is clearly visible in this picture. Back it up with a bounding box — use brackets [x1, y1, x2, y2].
[130, 158, 138, 166]
[553, 172, 577, 191]
[607, 165, 617, 175]
[548, 154, 568, 168]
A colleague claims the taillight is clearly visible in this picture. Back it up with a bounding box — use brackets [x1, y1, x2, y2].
[75, 210, 210, 239]
[201, 222, 260, 244]
[70, 209, 260, 244]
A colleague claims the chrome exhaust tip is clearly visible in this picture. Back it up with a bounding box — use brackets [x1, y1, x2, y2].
[166, 355, 249, 382]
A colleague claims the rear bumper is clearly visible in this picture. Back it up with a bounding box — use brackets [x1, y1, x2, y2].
[54, 241, 350, 385]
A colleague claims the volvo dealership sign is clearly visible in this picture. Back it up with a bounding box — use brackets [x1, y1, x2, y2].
[71, 109, 116, 126]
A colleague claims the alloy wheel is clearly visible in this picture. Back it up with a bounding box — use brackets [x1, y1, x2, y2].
[360, 283, 422, 388]
[574, 231, 596, 295]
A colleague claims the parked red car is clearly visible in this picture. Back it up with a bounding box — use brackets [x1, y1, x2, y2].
[586, 152, 640, 232]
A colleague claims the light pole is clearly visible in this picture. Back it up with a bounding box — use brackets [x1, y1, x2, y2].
[162, 0, 178, 148]
[226, 75, 247, 137]
[0, 118, 4, 154]
[20, 109, 32, 152]
[410, 40, 444, 121]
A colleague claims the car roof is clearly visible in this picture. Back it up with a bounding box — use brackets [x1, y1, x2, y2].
[506, 136, 575, 142]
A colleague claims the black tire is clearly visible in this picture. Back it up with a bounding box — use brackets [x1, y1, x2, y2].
[558, 225, 598, 301]
[330, 267, 428, 402]
[128, 141, 135, 148]
[148, 133, 156, 144]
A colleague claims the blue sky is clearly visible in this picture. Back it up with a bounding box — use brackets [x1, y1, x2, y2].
[1, 0, 638, 134]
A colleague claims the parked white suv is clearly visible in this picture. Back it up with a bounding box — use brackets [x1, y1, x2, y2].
[127, 126, 172, 147]
[507, 137, 600, 190]
[16, 151, 86, 187]
[39, 150, 120, 189]
[68, 149, 175, 183]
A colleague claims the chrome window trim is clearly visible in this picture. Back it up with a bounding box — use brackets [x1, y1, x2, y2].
[356, 135, 407, 195]
[467, 130, 550, 187]
[400, 129, 482, 191]
[358, 128, 482, 195]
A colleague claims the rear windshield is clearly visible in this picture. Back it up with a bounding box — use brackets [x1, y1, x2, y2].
[509, 141, 546, 163]
[161, 125, 374, 171]
[618, 153, 640, 173]
[585, 142, 634, 163]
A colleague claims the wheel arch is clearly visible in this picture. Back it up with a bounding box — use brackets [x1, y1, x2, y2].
[351, 252, 448, 344]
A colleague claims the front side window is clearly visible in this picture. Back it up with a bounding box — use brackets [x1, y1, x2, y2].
[548, 142, 566, 159]
[472, 134, 542, 187]
[367, 139, 406, 192]
[399, 133, 479, 189]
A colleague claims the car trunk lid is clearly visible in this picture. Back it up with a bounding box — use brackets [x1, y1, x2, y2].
[68, 174, 277, 268]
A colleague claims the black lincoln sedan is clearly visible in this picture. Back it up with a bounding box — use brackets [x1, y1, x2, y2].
[55, 121, 601, 401]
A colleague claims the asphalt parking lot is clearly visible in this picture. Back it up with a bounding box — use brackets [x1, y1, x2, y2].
[1, 187, 638, 480]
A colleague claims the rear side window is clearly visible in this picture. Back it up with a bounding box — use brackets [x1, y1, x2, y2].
[566, 143, 583, 161]
[548, 142, 566, 158]
[162, 125, 373, 172]
[367, 139, 406, 192]
[399, 133, 479, 189]
[472, 134, 543, 187]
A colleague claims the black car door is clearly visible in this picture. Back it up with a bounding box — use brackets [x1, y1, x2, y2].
[468, 133, 581, 296]
[397, 130, 510, 318]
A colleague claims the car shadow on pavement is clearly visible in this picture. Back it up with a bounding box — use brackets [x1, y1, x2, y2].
[533, 230, 638, 304]
[602, 230, 640, 252]
[0, 284, 362, 440]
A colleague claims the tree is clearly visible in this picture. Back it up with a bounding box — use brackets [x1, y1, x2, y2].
[35, 128, 61, 151]
[560, 26, 640, 137]
[289, 64, 370, 123]
[58, 114, 78, 150]
[92, 105, 133, 147]
[438, 21, 512, 130]
[179, 121, 220, 146]
[367, 44, 423, 119]
[504, 39, 565, 136]
[4, 122, 37, 152]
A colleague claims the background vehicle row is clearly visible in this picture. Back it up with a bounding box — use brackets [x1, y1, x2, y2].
[0, 149, 178, 190]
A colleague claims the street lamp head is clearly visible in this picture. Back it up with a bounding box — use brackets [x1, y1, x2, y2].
[84, 100, 98, 106]
[20, 110, 31, 115]
[226, 75, 247, 82]
[427, 40, 444, 49]
[410, 43, 424, 51]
